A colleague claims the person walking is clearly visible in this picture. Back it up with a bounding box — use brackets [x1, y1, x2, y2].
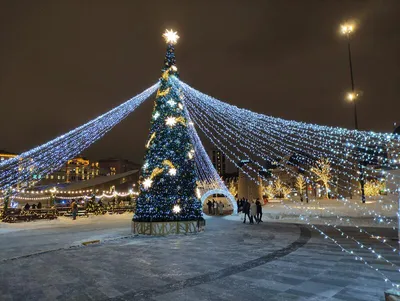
[243, 199, 251, 224]
[218, 201, 224, 215]
[250, 200, 257, 224]
[213, 199, 217, 215]
[207, 200, 212, 214]
[256, 198, 263, 224]
[71, 200, 78, 220]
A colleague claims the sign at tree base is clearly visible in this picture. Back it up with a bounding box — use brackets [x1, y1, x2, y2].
[132, 219, 205, 236]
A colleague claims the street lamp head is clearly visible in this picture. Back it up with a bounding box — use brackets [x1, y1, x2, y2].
[346, 92, 359, 102]
[341, 22, 355, 36]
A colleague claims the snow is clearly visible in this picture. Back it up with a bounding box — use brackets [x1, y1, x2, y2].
[0, 212, 133, 234]
[225, 195, 399, 228]
[1, 195, 398, 233]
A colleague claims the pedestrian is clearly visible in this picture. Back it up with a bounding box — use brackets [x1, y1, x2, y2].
[24, 203, 30, 211]
[250, 200, 257, 224]
[218, 201, 224, 215]
[213, 200, 217, 215]
[256, 198, 263, 224]
[207, 200, 212, 214]
[37, 201, 42, 209]
[243, 199, 251, 224]
[71, 200, 78, 220]
[239, 197, 245, 217]
[31, 203, 36, 209]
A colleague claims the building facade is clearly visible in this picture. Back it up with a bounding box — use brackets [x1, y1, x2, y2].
[0, 150, 17, 162]
[210, 150, 226, 176]
[40, 156, 100, 185]
[98, 158, 140, 176]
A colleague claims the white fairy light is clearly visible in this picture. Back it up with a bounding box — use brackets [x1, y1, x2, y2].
[172, 204, 181, 214]
[169, 168, 177, 176]
[167, 99, 176, 107]
[143, 178, 153, 189]
[166, 116, 177, 126]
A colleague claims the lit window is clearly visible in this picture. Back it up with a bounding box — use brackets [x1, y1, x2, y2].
[51, 175, 54, 179]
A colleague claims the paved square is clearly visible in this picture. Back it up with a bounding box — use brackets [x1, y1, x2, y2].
[0, 216, 399, 300]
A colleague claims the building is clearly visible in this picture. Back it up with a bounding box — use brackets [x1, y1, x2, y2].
[210, 150, 226, 176]
[57, 169, 140, 194]
[98, 158, 141, 176]
[237, 160, 262, 201]
[39, 156, 100, 185]
[0, 150, 17, 162]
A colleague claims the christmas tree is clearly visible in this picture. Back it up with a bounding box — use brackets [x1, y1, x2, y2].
[133, 30, 202, 222]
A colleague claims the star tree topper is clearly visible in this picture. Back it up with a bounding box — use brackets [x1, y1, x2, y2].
[163, 29, 179, 44]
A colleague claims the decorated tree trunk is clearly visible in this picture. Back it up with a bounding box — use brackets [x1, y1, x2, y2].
[133, 31, 202, 222]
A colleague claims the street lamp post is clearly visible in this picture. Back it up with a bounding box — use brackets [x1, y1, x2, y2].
[341, 22, 366, 203]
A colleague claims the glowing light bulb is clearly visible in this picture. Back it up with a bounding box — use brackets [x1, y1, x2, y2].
[346, 92, 359, 102]
[153, 112, 160, 120]
[143, 178, 153, 189]
[167, 99, 176, 107]
[172, 204, 181, 214]
[341, 23, 355, 35]
[163, 29, 179, 44]
[166, 116, 177, 126]
[169, 168, 177, 176]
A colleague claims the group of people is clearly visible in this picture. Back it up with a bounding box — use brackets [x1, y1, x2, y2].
[237, 197, 263, 224]
[23, 202, 42, 211]
[206, 199, 224, 215]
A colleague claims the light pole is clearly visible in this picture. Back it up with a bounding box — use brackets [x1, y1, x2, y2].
[341, 22, 366, 203]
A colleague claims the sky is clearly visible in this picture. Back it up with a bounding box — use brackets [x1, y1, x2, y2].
[0, 0, 399, 164]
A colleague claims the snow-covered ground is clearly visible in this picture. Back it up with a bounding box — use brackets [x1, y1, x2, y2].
[225, 195, 399, 228]
[1, 195, 398, 235]
[0, 212, 133, 235]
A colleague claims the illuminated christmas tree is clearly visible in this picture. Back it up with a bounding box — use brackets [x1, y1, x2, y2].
[133, 30, 202, 222]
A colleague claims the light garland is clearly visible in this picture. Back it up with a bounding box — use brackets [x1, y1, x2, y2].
[0, 84, 159, 191]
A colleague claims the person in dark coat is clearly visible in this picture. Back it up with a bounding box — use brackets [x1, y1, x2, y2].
[24, 203, 30, 211]
[207, 200, 212, 214]
[37, 202, 42, 209]
[71, 200, 78, 220]
[243, 200, 251, 224]
[256, 198, 263, 224]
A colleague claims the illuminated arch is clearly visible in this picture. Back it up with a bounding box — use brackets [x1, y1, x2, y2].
[200, 189, 238, 215]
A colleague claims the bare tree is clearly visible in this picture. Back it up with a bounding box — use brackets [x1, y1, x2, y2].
[311, 158, 331, 198]
[273, 178, 291, 199]
[262, 182, 275, 199]
[295, 175, 306, 202]
[228, 179, 238, 198]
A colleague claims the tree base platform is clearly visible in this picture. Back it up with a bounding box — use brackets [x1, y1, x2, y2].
[132, 219, 205, 236]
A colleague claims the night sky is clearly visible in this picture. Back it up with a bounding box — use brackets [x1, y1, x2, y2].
[1, 0, 399, 165]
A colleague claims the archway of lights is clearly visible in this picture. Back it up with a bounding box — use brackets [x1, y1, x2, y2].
[1, 30, 400, 287]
